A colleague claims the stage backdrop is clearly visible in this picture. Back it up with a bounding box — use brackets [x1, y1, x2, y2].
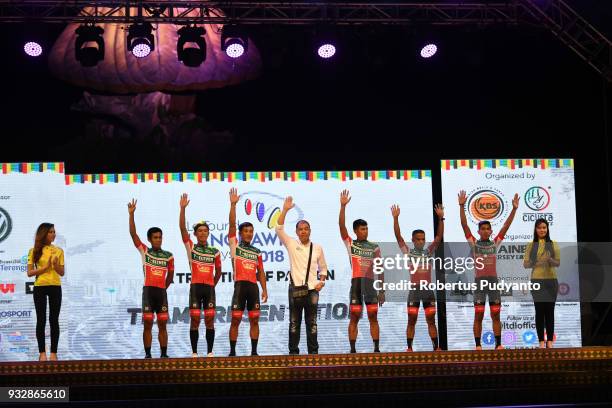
[0, 163, 67, 361]
[58, 170, 434, 359]
[441, 159, 581, 350]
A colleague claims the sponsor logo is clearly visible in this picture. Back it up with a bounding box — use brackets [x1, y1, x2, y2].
[242, 191, 304, 230]
[522, 186, 554, 224]
[0, 256, 28, 273]
[25, 282, 35, 295]
[466, 188, 508, 226]
[524, 186, 551, 211]
[0, 310, 32, 318]
[9, 346, 29, 353]
[0, 283, 16, 294]
[7, 331, 26, 341]
[0, 207, 12, 244]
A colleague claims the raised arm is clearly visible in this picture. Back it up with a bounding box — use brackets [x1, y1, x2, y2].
[276, 196, 294, 245]
[497, 193, 520, 238]
[179, 193, 190, 242]
[458, 190, 472, 239]
[433, 203, 445, 244]
[391, 204, 407, 250]
[127, 198, 142, 247]
[339, 190, 351, 239]
[228, 188, 239, 237]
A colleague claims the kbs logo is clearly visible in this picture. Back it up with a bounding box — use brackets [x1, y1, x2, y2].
[0, 207, 12, 244]
[0, 283, 16, 294]
[466, 188, 508, 226]
[524, 187, 551, 211]
[241, 191, 304, 230]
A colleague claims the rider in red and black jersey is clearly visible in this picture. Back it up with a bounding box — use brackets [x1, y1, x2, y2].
[128, 199, 174, 359]
[179, 193, 222, 358]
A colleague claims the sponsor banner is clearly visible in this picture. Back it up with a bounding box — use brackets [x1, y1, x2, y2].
[441, 158, 580, 349]
[63, 170, 433, 358]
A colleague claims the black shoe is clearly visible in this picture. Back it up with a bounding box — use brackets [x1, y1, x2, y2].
[145, 354, 152, 359]
[350, 350, 357, 354]
[160, 354, 169, 358]
[374, 349, 381, 353]
[289, 351, 299, 355]
[251, 352, 259, 356]
[308, 351, 318, 355]
[228, 352, 236, 357]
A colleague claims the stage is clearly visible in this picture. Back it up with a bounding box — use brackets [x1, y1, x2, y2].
[2, 347, 611, 407]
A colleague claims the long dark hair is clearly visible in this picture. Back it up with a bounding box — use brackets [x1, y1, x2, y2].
[33, 223, 54, 265]
[529, 218, 555, 265]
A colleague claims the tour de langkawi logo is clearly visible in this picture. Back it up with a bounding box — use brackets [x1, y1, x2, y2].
[0, 207, 12, 244]
[466, 188, 509, 226]
[240, 191, 304, 229]
[524, 186, 551, 212]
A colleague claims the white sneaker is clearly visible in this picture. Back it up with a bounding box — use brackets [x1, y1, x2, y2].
[207, 352, 214, 357]
[191, 353, 199, 358]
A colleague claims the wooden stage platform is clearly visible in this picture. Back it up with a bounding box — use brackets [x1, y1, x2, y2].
[2, 347, 612, 407]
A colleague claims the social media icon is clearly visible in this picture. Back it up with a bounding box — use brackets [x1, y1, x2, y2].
[503, 331, 516, 346]
[523, 331, 537, 344]
[482, 331, 495, 345]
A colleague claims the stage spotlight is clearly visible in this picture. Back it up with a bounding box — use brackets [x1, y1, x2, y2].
[317, 43, 336, 59]
[177, 25, 207, 67]
[127, 22, 154, 58]
[75, 24, 105, 67]
[221, 25, 248, 59]
[420, 43, 438, 58]
[24, 41, 43, 57]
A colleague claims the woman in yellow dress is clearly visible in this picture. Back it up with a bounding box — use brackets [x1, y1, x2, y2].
[26, 223, 65, 361]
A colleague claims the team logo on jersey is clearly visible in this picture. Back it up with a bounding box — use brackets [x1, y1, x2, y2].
[0, 207, 12, 244]
[151, 267, 165, 276]
[524, 186, 551, 211]
[241, 191, 304, 229]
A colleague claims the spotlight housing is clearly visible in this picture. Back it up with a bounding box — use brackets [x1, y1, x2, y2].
[177, 25, 207, 67]
[75, 24, 105, 67]
[221, 25, 248, 59]
[127, 22, 154, 58]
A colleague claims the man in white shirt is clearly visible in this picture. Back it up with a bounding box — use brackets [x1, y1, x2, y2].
[276, 196, 328, 355]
